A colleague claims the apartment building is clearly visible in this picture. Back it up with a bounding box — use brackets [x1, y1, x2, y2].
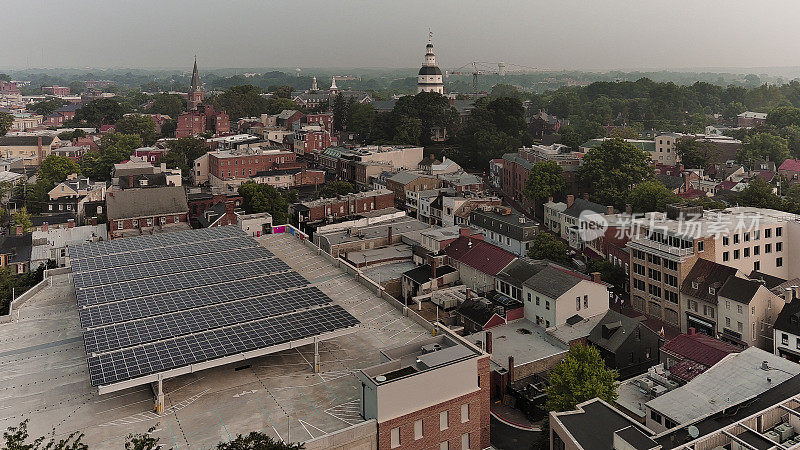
[468, 206, 538, 256]
[628, 206, 800, 328]
[290, 189, 395, 225]
[194, 147, 299, 185]
[774, 296, 800, 362]
[358, 327, 490, 450]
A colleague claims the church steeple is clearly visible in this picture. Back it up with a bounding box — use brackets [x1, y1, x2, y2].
[188, 56, 204, 111]
[417, 31, 444, 95]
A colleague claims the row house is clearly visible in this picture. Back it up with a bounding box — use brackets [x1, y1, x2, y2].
[106, 186, 190, 239]
[292, 125, 331, 155]
[469, 206, 538, 257]
[251, 167, 325, 189]
[195, 147, 298, 185]
[289, 189, 395, 225]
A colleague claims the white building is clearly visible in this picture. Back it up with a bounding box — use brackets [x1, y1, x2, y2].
[417, 35, 444, 95]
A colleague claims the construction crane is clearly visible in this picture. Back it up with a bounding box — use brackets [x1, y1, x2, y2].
[446, 61, 542, 93]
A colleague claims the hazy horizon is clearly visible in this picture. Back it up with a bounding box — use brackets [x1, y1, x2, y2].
[3, 0, 800, 74]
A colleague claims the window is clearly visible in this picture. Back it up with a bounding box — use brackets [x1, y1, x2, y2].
[744, 247, 750, 257]
[536, 296, 540, 306]
[698, 241, 704, 252]
[723, 236, 729, 245]
[734, 249, 740, 260]
[777, 242, 783, 252]
[754, 261, 761, 271]
[738, 304, 743, 314]
[440, 410, 449, 430]
[766, 243, 772, 253]
[414, 419, 423, 440]
[133, 219, 139, 228]
[726, 317, 731, 327]
[146, 218, 153, 227]
[545, 301, 550, 310]
[461, 403, 470, 423]
[583, 295, 588, 309]
[734, 234, 740, 244]
[777, 227, 783, 237]
[462, 433, 471, 450]
[576, 297, 581, 311]
[440, 442, 449, 450]
[754, 246, 760, 256]
[744, 232, 750, 242]
[665, 418, 677, 429]
[766, 228, 772, 238]
[754, 230, 760, 240]
[160, 216, 167, 225]
[651, 411, 662, 424]
[796, 338, 800, 350]
[391, 427, 400, 448]
[777, 257, 784, 267]
[783, 333, 789, 345]
[752, 306, 755, 314]
[117, 220, 123, 230]
[723, 251, 729, 262]
[738, 321, 743, 332]
[527, 293, 531, 302]
[546, 320, 551, 327]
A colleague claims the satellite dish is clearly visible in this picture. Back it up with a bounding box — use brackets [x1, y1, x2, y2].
[687, 426, 699, 439]
[375, 375, 386, 382]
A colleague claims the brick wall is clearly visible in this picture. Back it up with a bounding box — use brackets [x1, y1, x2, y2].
[377, 356, 490, 450]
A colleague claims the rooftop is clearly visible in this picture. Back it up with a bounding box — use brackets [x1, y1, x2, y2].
[315, 216, 431, 247]
[554, 399, 654, 450]
[465, 319, 568, 372]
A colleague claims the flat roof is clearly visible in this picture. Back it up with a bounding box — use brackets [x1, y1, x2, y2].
[316, 216, 432, 246]
[0, 232, 430, 447]
[465, 319, 568, 372]
[555, 399, 655, 450]
[70, 226, 360, 393]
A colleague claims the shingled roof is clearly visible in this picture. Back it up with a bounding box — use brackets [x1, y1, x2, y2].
[106, 186, 188, 220]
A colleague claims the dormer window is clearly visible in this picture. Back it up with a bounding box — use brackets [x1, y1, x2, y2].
[692, 281, 699, 289]
[709, 287, 715, 295]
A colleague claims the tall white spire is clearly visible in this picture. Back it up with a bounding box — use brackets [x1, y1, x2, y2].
[330, 76, 338, 91]
[417, 31, 444, 95]
[311, 76, 318, 91]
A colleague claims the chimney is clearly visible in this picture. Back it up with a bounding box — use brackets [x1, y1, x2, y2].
[15, 225, 23, 236]
[460, 227, 470, 237]
[432, 257, 438, 280]
[547, 196, 553, 204]
[387, 225, 392, 242]
[67, 218, 75, 229]
[688, 327, 696, 335]
[91, 217, 97, 226]
[591, 272, 601, 283]
[42, 222, 48, 232]
[485, 330, 493, 354]
[566, 194, 575, 208]
[465, 287, 471, 300]
[793, 285, 800, 301]
[583, 193, 590, 201]
[785, 288, 793, 304]
[508, 356, 515, 382]
[625, 203, 633, 215]
[606, 205, 614, 215]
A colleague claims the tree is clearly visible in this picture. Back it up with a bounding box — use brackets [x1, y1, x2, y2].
[79, 133, 142, 181]
[11, 208, 33, 233]
[216, 432, 304, 449]
[524, 161, 566, 202]
[675, 137, 717, 168]
[2, 419, 87, 450]
[722, 101, 746, 120]
[116, 114, 158, 146]
[162, 137, 207, 181]
[626, 180, 679, 213]
[607, 127, 640, 140]
[317, 181, 355, 199]
[557, 125, 583, 150]
[209, 85, 272, 120]
[238, 182, 290, 224]
[586, 259, 626, 293]
[545, 343, 619, 412]
[268, 85, 295, 99]
[767, 106, 800, 128]
[347, 102, 375, 138]
[332, 94, 346, 132]
[453, 96, 529, 170]
[0, 112, 13, 136]
[58, 129, 86, 141]
[738, 133, 790, 168]
[75, 98, 127, 127]
[124, 425, 161, 450]
[148, 93, 185, 118]
[391, 115, 422, 145]
[38, 155, 80, 186]
[527, 232, 570, 265]
[735, 178, 782, 210]
[28, 98, 68, 117]
[578, 139, 653, 208]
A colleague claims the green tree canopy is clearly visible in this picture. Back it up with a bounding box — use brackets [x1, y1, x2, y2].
[1, 419, 87, 450]
[115, 114, 158, 146]
[148, 93, 186, 118]
[58, 129, 87, 141]
[527, 232, 570, 265]
[767, 106, 800, 129]
[626, 180, 679, 213]
[738, 133, 790, 168]
[216, 432, 304, 449]
[75, 98, 127, 127]
[79, 133, 142, 181]
[578, 139, 653, 208]
[735, 177, 782, 210]
[11, 208, 33, 233]
[452, 96, 530, 170]
[675, 137, 719, 168]
[524, 161, 566, 202]
[545, 343, 619, 412]
[28, 98, 68, 117]
[316, 181, 355, 199]
[238, 182, 290, 224]
[0, 112, 13, 136]
[38, 155, 80, 185]
[161, 137, 207, 181]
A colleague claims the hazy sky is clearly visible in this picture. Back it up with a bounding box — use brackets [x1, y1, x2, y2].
[4, 0, 800, 71]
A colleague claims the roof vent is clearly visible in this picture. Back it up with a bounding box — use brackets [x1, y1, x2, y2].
[762, 361, 770, 371]
[375, 375, 386, 382]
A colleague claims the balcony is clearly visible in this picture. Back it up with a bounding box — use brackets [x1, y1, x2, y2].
[629, 236, 694, 257]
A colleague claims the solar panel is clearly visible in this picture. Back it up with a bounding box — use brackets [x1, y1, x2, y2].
[87, 305, 359, 386]
[76, 257, 291, 306]
[79, 271, 309, 329]
[72, 226, 361, 391]
[74, 246, 273, 288]
[70, 226, 244, 260]
[71, 236, 259, 274]
[83, 286, 332, 354]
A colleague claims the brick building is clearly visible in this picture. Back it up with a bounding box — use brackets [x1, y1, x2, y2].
[386, 172, 442, 206]
[304, 112, 333, 131]
[293, 125, 331, 155]
[290, 189, 395, 225]
[42, 86, 71, 96]
[176, 104, 230, 138]
[187, 190, 243, 219]
[106, 186, 190, 239]
[358, 327, 490, 450]
[250, 167, 325, 189]
[194, 148, 299, 185]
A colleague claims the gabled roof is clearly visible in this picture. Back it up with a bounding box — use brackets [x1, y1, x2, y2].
[774, 297, 800, 336]
[455, 298, 499, 327]
[523, 265, 587, 299]
[748, 270, 787, 291]
[496, 259, 549, 285]
[563, 198, 609, 218]
[0, 136, 55, 146]
[106, 186, 188, 220]
[718, 276, 763, 305]
[442, 236, 516, 277]
[680, 259, 740, 303]
[402, 263, 456, 284]
[387, 171, 423, 185]
[779, 158, 800, 172]
[0, 234, 32, 264]
[588, 310, 646, 353]
[661, 333, 740, 367]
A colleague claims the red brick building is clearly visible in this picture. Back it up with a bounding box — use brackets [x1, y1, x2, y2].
[359, 328, 491, 450]
[187, 191, 243, 219]
[176, 104, 230, 138]
[293, 126, 331, 155]
[106, 186, 190, 239]
[208, 149, 299, 181]
[133, 146, 169, 164]
[290, 189, 395, 224]
[304, 113, 333, 131]
[0, 81, 20, 95]
[42, 86, 70, 96]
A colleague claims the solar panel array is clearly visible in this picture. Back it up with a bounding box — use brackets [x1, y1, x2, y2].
[71, 226, 359, 388]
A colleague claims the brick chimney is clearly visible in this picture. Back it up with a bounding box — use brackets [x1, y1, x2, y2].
[591, 272, 602, 283]
[15, 225, 23, 236]
[485, 330, 492, 354]
[566, 194, 575, 208]
[460, 227, 470, 237]
[387, 225, 392, 243]
[508, 356, 515, 382]
[583, 193, 590, 201]
[67, 218, 75, 228]
[688, 327, 696, 335]
[42, 222, 48, 232]
[91, 217, 97, 226]
[606, 205, 614, 215]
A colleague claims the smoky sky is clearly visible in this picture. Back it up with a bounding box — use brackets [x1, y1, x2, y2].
[3, 0, 800, 71]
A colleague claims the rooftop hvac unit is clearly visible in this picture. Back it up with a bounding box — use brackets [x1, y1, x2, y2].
[638, 378, 654, 391]
[650, 385, 667, 397]
[775, 423, 794, 442]
[764, 431, 781, 444]
[421, 343, 442, 354]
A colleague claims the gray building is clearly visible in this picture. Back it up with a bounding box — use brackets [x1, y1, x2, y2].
[469, 206, 538, 256]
